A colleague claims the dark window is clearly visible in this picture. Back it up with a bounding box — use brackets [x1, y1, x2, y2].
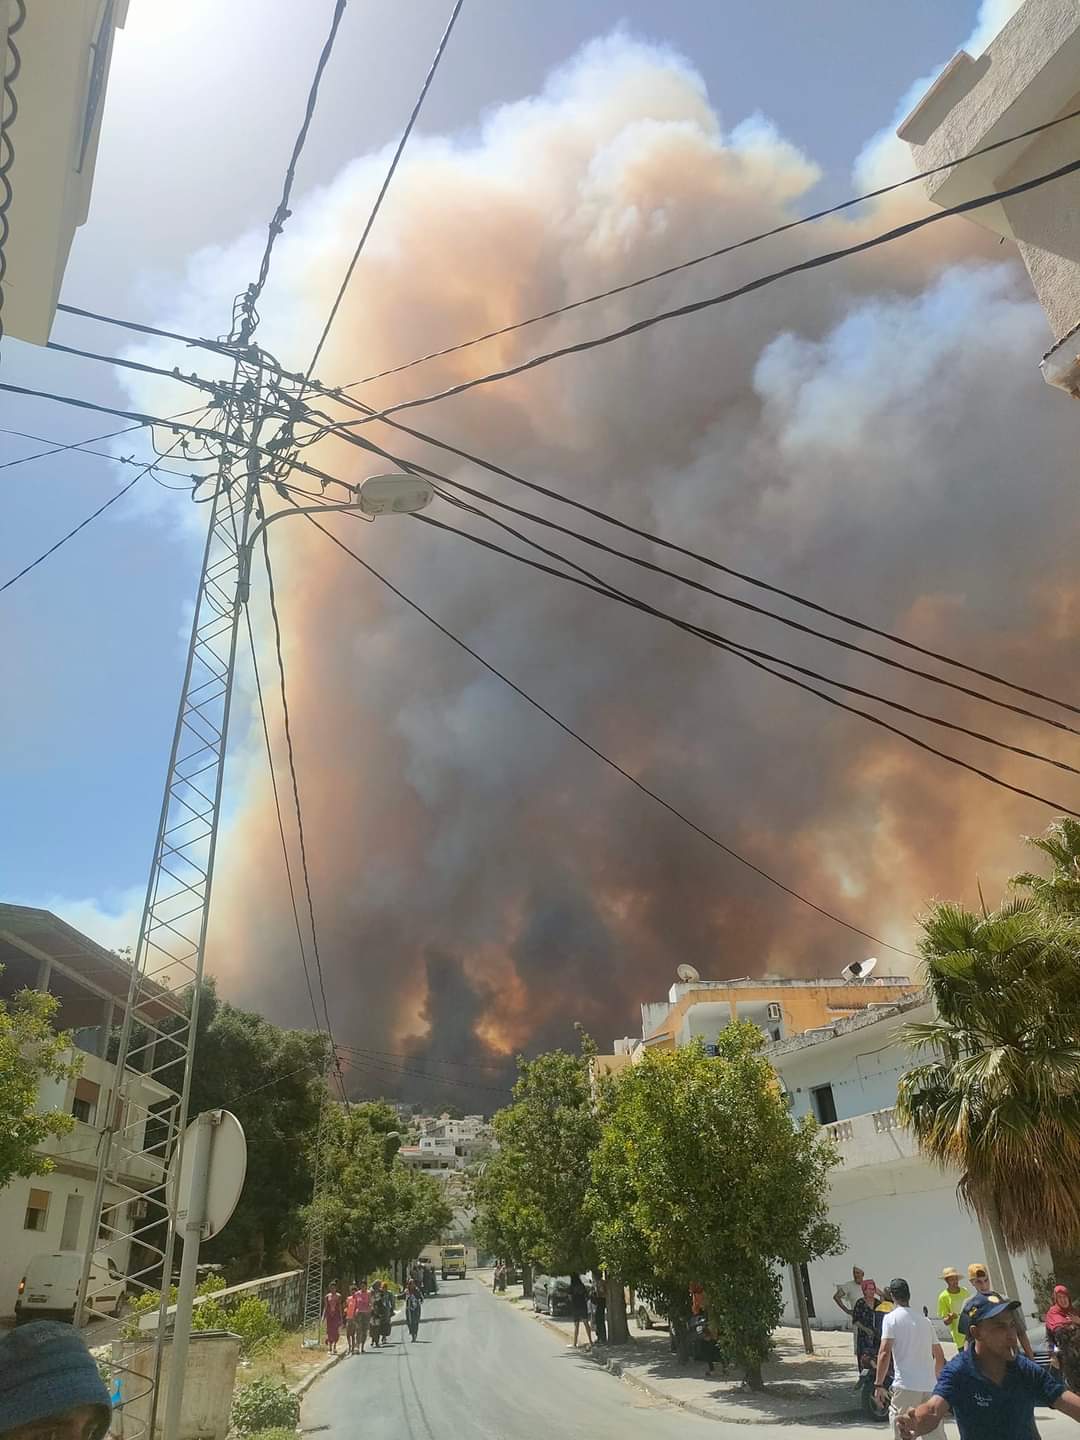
[810, 1084, 837, 1125]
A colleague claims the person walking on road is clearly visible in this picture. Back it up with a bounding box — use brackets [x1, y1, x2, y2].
[875, 1277, 946, 1435]
[569, 1273, 593, 1350]
[897, 1292, 1080, 1440]
[323, 1280, 343, 1354]
[406, 1279, 423, 1342]
[374, 1280, 395, 1345]
[345, 1283, 359, 1355]
[590, 1274, 608, 1346]
[939, 1268, 971, 1350]
[355, 1280, 373, 1354]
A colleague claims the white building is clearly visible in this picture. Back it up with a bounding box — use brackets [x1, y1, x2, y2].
[897, 0, 1080, 395]
[0, 0, 128, 344]
[0, 904, 172, 1317]
[766, 996, 1045, 1333]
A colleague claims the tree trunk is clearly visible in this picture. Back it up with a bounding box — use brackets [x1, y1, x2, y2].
[790, 1263, 814, 1355]
[671, 1315, 691, 1363]
[986, 1203, 1027, 1328]
[521, 1263, 533, 1300]
[744, 1359, 765, 1391]
[606, 1274, 630, 1344]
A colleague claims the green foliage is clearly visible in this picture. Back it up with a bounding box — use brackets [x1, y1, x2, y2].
[246, 1431, 298, 1440]
[0, 978, 80, 1187]
[588, 1025, 841, 1388]
[230, 1378, 300, 1436]
[227, 1296, 284, 1355]
[121, 1273, 229, 1340]
[303, 1105, 453, 1280]
[897, 894, 1080, 1251]
[474, 1044, 599, 1275]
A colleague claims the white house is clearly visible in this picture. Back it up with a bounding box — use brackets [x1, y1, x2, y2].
[1, 0, 128, 344]
[897, 0, 1080, 395]
[766, 996, 1047, 1334]
[0, 903, 172, 1318]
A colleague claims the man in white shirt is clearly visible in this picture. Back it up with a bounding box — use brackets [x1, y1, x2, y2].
[876, 1277, 947, 1437]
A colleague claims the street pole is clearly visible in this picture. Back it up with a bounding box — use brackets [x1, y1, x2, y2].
[162, 1110, 216, 1440]
[790, 1263, 814, 1355]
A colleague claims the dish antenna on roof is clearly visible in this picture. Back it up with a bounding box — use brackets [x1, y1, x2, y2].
[841, 956, 878, 982]
[676, 963, 701, 983]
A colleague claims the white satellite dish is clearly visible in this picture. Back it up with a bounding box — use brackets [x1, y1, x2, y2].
[841, 956, 878, 982]
[676, 963, 701, 983]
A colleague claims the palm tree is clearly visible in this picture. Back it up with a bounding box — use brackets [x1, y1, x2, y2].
[1014, 817, 1080, 916]
[896, 897, 1080, 1261]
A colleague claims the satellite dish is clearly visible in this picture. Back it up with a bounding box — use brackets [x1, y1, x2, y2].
[676, 964, 701, 983]
[841, 956, 878, 982]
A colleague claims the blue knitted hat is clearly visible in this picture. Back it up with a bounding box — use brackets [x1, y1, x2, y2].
[0, 1322, 111, 1430]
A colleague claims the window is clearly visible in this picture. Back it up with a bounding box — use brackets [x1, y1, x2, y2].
[72, 1078, 101, 1126]
[810, 1084, 838, 1125]
[24, 1189, 50, 1232]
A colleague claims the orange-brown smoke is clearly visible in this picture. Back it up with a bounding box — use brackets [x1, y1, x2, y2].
[133, 36, 1080, 1102]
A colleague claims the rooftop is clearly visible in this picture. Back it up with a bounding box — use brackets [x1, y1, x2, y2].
[763, 991, 928, 1058]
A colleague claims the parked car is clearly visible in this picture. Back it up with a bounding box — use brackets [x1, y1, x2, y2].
[634, 1296, 668, 1330]
[15, 1250, 125, 1325]
[533, 1274, 572, 1316]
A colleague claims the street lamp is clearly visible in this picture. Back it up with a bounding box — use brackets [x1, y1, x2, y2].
[236, 472, 433, 602]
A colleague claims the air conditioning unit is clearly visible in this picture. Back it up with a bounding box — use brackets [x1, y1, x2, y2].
[767, 1002, 782, 1022]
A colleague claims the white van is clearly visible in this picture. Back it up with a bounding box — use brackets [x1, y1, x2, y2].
[15, 1250, 126, 1324]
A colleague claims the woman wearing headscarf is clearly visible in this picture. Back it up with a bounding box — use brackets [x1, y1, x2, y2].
[853, 1278, 883, 1374]
[1047, 1285, 1080, 1390]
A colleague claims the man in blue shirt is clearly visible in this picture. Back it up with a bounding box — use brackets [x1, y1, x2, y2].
[898, 1293, 1080, 1440]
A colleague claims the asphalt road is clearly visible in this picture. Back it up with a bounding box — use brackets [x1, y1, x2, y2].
[302, 1281, 1080, 1440]
[301, 1279, 718, 1440]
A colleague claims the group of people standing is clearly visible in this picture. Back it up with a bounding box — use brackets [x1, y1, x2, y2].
[833, 1260, 1080, 1440]
[567, 1272, 608, 1348]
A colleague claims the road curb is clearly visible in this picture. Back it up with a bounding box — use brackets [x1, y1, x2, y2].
[503, 1295, 855, 1427]
[291, 1348, 343, 1398]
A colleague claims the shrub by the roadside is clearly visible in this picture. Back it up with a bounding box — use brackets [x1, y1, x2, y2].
[228, 1296, 285, 1356]
[230, 1378, 300, 1436]
[245, 1430, 298, 1440]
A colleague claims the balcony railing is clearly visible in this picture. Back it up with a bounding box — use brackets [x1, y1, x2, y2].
[822, 1107, 918, 1167]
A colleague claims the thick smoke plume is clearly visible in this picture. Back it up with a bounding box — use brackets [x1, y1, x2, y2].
[130, 34, 1080, 1102]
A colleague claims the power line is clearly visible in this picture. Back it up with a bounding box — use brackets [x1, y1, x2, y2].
[304, 0, 464, 380]
[0, 0, 26, 359]
[317, 417, 1080, 740]
[243, 601, 324, 1036]
[238, 0, 350, 343]
[0, 404, 213, 474]
[411, 507, 1080, 818]
[338, 1043, 512, 1073]
[327, 153, 1080, 432]
[45, 338, 229, 402]
[0, 426, 203, 480]
[256, 504, 349, 1106]
[300, 507, 918, 959]
[306, 390, 1080, 721]
[340, 104, 1080, 391]
[0, 412, 212, 594]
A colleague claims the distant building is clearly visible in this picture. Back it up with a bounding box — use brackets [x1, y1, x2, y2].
[897, 0, 1080, 395]
[767, 997, 1046, 1333]
[1, 0, 129, 344]
[0, 903, 172, 1318]
[595, 972, 920, 1076]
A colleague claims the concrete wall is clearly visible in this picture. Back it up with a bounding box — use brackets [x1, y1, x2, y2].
[775, 1007, 929, 1124]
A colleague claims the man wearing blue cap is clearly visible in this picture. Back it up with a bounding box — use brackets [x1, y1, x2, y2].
[0, 1321, 111, 1440]
[898, 1292, 1080, 1440]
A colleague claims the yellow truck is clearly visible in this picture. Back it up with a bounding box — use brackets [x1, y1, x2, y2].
[440, 1244, 467, 1280]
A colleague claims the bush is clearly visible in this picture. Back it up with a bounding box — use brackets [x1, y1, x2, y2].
[227, 1296, 285, 1356]
[247, 1431, 298, 1440]
[230, 1379, 300, 1436]
[121, 1275, 229, 1339]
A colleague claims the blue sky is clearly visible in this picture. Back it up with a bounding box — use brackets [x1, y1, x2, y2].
[2, 0, 991, 949]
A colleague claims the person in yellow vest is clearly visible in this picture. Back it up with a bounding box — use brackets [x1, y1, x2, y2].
[939, 1267, 971, 1349]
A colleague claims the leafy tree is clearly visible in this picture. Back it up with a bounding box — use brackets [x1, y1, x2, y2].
[897, 897, 1080, 1271]
[1014, 817, 1080, 916]
[0, 978, 80, 1187]
[589, 1025, 841, 1389]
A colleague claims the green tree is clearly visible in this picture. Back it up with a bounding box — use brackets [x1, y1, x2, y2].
[1014, 817, 1080, 916]
[896, 898, 1080, 1274]
[589, 1025, 841, 1389]
[0, 979, 80, 1187]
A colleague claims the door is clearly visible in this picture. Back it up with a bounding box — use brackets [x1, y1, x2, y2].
[61, 1193, 84, 1250]
[810, 1084, 838, 1124]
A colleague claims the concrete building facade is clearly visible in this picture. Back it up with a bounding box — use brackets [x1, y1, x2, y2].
[898, 0, 1080, 394]
[0, 903, 172, 1317]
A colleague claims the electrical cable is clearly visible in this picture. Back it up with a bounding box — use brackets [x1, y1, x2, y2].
[237, 0, 350, 343]
[0, 0, 26, 359]
[338, 1043, 512, 1073]
[300, 507, 919, 959]
[411, 507, 1080, 817]
[0, 411, 212, 594]
[45, 339, 229, 401]
[256, 501, 349, 1106]
[425, 486, 1080, 779]
[326, 153, 1080, 432]
[243, 602, 324, 1037]
[305, 388, 1080, 720]
[339, 103, 1080, 391]
[314, 416, 1080, 738]
[304, 0, 464, 381]
[0, 426, 202, 480]
[230, 1061, 320, 1103]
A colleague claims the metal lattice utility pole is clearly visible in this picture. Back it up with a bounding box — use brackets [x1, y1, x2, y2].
[77, 351, 267, 1437]
[302, 1082, 331, 1349]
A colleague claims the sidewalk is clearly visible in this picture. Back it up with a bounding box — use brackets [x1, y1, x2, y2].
[493, 1284, 862, 1425]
